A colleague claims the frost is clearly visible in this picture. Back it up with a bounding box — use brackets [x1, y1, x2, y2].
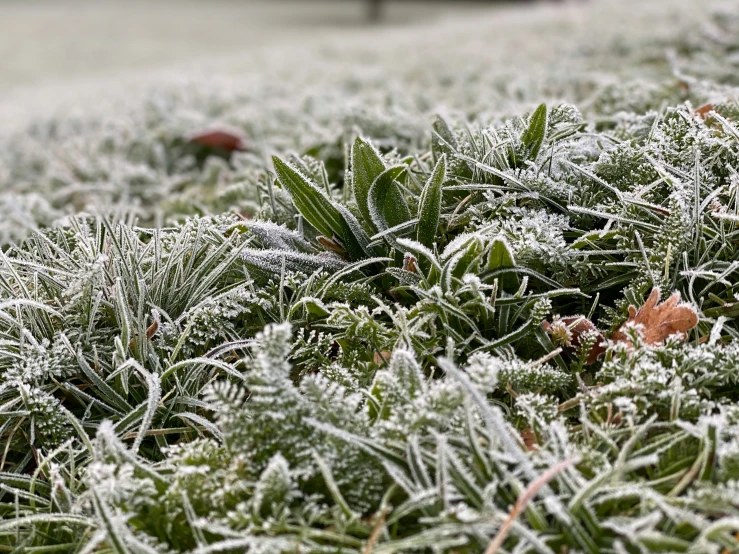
[4, 0, 739, 552]
[241, 248, 346, 278]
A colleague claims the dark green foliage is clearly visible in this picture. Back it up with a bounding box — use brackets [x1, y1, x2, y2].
[521, 103, 548, 162]
[416, 155, 446, 248]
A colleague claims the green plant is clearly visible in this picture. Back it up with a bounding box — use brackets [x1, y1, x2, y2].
[5, 1, 739, 552]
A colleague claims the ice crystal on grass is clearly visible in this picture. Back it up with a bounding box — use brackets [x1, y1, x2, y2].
[20, 385, 72, 447]
[8, 0, 739, 552]
[0, 334, 75, 386]
[204, 324, 384, 514]
[468, 352, 572, 395]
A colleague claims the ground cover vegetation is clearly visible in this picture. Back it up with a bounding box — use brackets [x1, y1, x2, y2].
[5, 0, 739, 552]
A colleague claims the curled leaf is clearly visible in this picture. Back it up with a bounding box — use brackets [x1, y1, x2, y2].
[368, 165, 411, 235]
[402, 253, 418, 274]
[145, 320, 159, 341]
[351, 137, 386, 232]
[486, 237, 518, 292]
[542, 315, 606, 365]
[431, 115, 457, 162]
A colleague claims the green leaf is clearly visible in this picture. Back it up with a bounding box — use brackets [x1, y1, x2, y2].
[336, 203, 379, 260]
[416, 155, 446, 248]
[273, 156, 373, 261]
[432, 115, 457, 161]
[386, 266, 422, 287]
[368, 165, 411, 235]
[486, 237, 519, 292]
[351, 137, 386, 232]
[92, 488, 133, 554]
[451, 236, 484, 280]
[273, 156, 344, 239]
[242, 248, 346, 279]
[294, 297, 330, 317]
[521, 103, 548, 162]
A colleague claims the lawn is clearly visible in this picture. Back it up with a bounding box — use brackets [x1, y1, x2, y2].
[3, 0, 739, 552]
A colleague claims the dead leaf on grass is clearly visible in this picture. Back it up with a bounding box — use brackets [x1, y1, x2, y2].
[611, 287, 698, 348]
[188, 129, 248, 152]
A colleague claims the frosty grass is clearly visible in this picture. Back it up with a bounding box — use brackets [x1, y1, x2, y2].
[4, 0, 739, 552]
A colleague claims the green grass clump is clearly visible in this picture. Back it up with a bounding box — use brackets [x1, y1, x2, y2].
[6, 1, 739, 552]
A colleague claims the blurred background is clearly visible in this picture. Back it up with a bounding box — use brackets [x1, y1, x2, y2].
[0, 0, 561, 93]
[0, 0, 720, 245]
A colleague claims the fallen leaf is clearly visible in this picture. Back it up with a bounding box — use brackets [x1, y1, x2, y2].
[541, 316, 606, 365]
[145, 319, 159, 340]
[611, 287, 698, 348]
[520, 427, 538, 451]
[317, 235, 346, 255]
[188, 129, 248, 152]
[695, 103, 714, 119]
[373, 351, 392, 365]
[402, 253, 418, 273]
[128, 315, 160, 350]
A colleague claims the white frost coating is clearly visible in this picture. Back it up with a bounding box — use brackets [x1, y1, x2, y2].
[237, 220, 312, 252]
[2, 1, 739, 552]
[241, 248, 346, 276]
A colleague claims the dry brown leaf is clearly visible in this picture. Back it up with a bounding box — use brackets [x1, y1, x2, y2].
[611, 287, 698, 348]
[402, 253, 418, 273]
[373, 351, 392, 365]
[695, 103, 714, 119]
[361, 504, 392, 554]
[188, 129, 248, 152]
[316, 235, 346, 255]
[541, 316, 606, 365]
[145, 319, 159, 340]
[485, 458, 578, 554]
[520, 427, 538, 451]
